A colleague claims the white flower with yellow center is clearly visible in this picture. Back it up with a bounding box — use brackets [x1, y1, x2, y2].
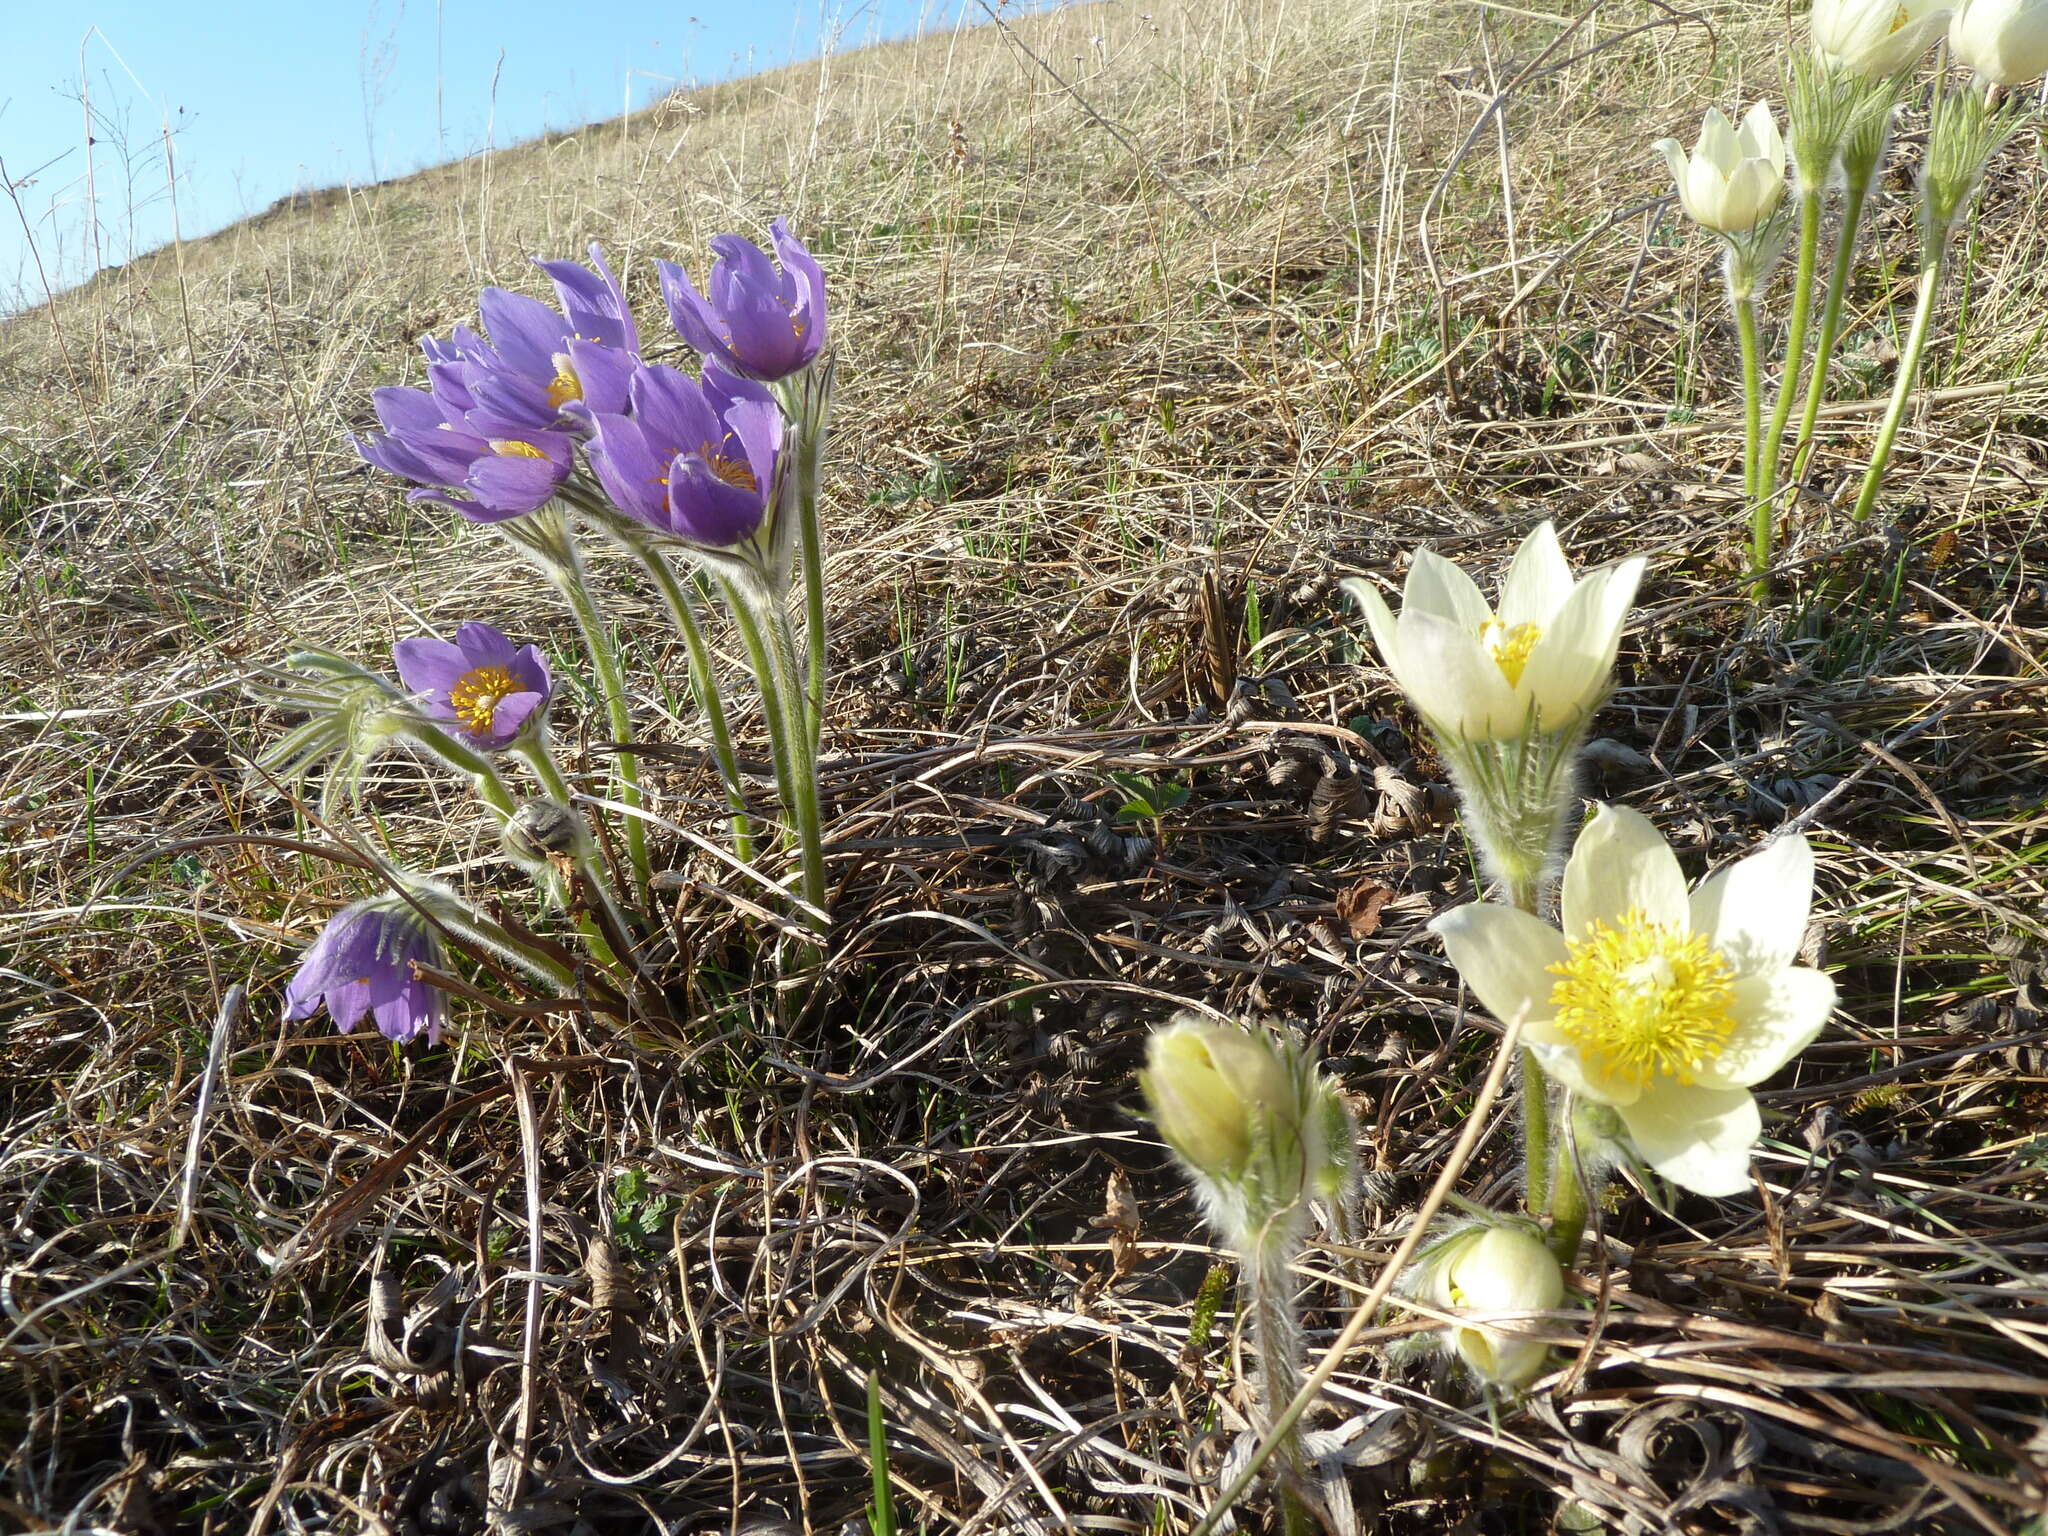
[1342, 523, 1645, 745]
[1424, 1224, 1566, 1388]
[1812, 0, 1955, 75]
[1430, 805, 1836, 1197]
[1950, 0, 2048, 84]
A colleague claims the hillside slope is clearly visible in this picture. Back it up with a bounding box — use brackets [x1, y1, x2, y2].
[5, 0, 2048, 1530]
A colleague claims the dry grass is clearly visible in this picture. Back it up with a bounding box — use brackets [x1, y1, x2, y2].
[5, 0, 2048, 1530]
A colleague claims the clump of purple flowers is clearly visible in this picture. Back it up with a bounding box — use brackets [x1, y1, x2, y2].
[283, 897, 446, 1044]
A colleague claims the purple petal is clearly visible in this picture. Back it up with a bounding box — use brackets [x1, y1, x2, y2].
[372, 386, 454, 437]
[667, 456, 770, 547]
[565, 339, 634, 417]
[454, 622, 520, 668]
[657, 259, 743, 374]
[770, 220, 829, 353]
[630, 361, 722, 450]
[478, 287, 569, 381]
[534, 243, 637, 353]
[508, 643, 553, 697]
[465, 450, 568, 514]
[587, 413, 669, 525]
[722, 396, 784, 500]
[393, 636, 474, 695]
[489, 690, 546, 742]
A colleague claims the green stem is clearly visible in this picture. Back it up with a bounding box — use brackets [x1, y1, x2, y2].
[1544, 1098, 1589, 1265]
[1789, 179, 1870, 483]
[1848, 255, 1944, 526]
[622, 539, 757, 863]
[721, 571, 828, 925]
[550, 566, 652, 899]
[1734, 292, 1767, 597]
[776, 370, 831, 755]
[1759, 187, 1823, 503]
[1501, 867, 1552, 1221]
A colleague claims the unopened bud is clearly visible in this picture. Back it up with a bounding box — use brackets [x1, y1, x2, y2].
[1426, 1224, 1565, 1388]
[503, 798, 583, 863]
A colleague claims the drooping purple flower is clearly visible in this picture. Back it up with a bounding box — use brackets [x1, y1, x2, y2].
[393, 621, 552, 750]
[586, 363, 783, 550]
[282, 898, 445, 1044]
[351, 386, 575, 522]
[658, 221, 827, 382]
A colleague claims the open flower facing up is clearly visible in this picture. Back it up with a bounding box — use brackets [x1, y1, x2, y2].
[352, 386, 575, 522]
[1950, 0, 2048, 84]
[282, 897, 446, 1044]
[1140, 1016, 1355, 1258]
[1342, 523, 1645, 746]
[1420, 1224, 1565, 1388]
[1431, 805, 1836, 1197]
[1656, 103, 1787, 235]
[587, 364, 784, 554]
[1812, 0, 1954, 74]
[659, 221, 828, 382]
[394, 622, 553, 751]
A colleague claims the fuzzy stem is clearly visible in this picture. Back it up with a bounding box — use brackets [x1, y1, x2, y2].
[777, 370, 831, 755]
[545, 561, 651, 900]
[1848, 256, 1944, 526]
[1501, 869, 1554, 1221]
[1734, 292, 1768, 596]
[1760, 186, 1823, 503]
[1544, 1098, 1590, 1264]
[1247, 1244, 1314, 1535]
[620, 537, 757, 863]
[720, 570, 828, 925]
[1789, 179, 1870, 484]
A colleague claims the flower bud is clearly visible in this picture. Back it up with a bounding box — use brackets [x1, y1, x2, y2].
[503, 798, 584, 862]
[1950, 0, 2048, 85]
[1427, 1225, 1565, 1388]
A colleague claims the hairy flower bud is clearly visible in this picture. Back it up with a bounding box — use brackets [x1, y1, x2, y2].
[1423, 1224, 1566, 1388]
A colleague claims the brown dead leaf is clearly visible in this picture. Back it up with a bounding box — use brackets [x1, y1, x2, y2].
[1335, 878, 1395, 939]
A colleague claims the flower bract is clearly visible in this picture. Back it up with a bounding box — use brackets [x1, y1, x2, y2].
[1812, 0, 1954, 74]
[1950, 0, 2048, 83]
[393, 621, 553, 751]
[1655, 102, 1787, 234]
[1430, 804, 1836, 1196]
[659, 221, 828, 382]
[282, 897, 446, 1044]
[1341, 522, 1644, 744]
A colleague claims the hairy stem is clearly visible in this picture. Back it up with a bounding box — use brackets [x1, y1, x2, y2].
[1735, 292, 1767, 597]
[1789, 180, 1869, 484]
[721, 570, 828, 925]
[1760, 187, 1823, 504]
[548, 564, 651, 900]
[1247, 1244, 1314, 1536]
[1848, 256, 1944, 526]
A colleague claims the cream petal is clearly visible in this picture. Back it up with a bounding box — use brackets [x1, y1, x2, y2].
[1400, 608, 1523, 738]
[1724, 159, 1784, 231]
[1695, 107, 1740, 176]
[1519, 557, 1642, 730]
[1404, 549, 1494, 632]
[1655, 138, 1694, 217]
[1430, 902, 1568, 1033]
[1341, 577, 1407, 680]
[1617, 1082, 1761, 1197]
[1497, 522, 1574, 629]
[1562, 803, 1689, 938]
[1688, 832, 1814, 975]
[1523, 1025, 1645, 1107]
[1740, 100, 1785, 175]
[1696, 967, 1836, 1089]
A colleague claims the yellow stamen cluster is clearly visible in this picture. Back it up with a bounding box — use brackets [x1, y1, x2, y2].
[1547, 908, 1737, 1089]
[490, 440, 549, 460]
[545, 355, 583, 409]
[1479, 619, 1543, 687]
[699, 443, 760, 493]
[450, 665, 520, 738]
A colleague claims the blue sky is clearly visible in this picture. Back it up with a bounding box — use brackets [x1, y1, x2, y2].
[1, 0, 985, 304]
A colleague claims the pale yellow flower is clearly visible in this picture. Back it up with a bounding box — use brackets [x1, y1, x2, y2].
[1431, 805, 1836, 1197]
[1812, 0, 1954, 75]
[1427, 1225, 1565, 1387]
[1951, 0, 2048, 83]
[1342, 523, 1644, 744]
[1655, 103, 1787, 234]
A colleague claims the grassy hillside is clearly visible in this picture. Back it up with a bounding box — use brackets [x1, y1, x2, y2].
[6, 0, 2048, 1530]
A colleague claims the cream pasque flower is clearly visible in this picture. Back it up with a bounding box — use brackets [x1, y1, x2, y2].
[1425, 1224, 1565, 1388]
[1430, 805, 1836, 1197]
[1341, 523, 1644, 744]
[1812, 0, 1954, 75]
[1655, 103, 1787, 235]
[1950, 0, 2048, 84]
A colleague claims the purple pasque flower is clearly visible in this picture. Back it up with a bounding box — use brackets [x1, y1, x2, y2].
[658, 221, 827, 382]
[352, 386, 575, 522]
[393, 621, 552, 750]
[426, 244, 640, 438]
[586, 363, 783, 551]
[282, 897, 445, 1044]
